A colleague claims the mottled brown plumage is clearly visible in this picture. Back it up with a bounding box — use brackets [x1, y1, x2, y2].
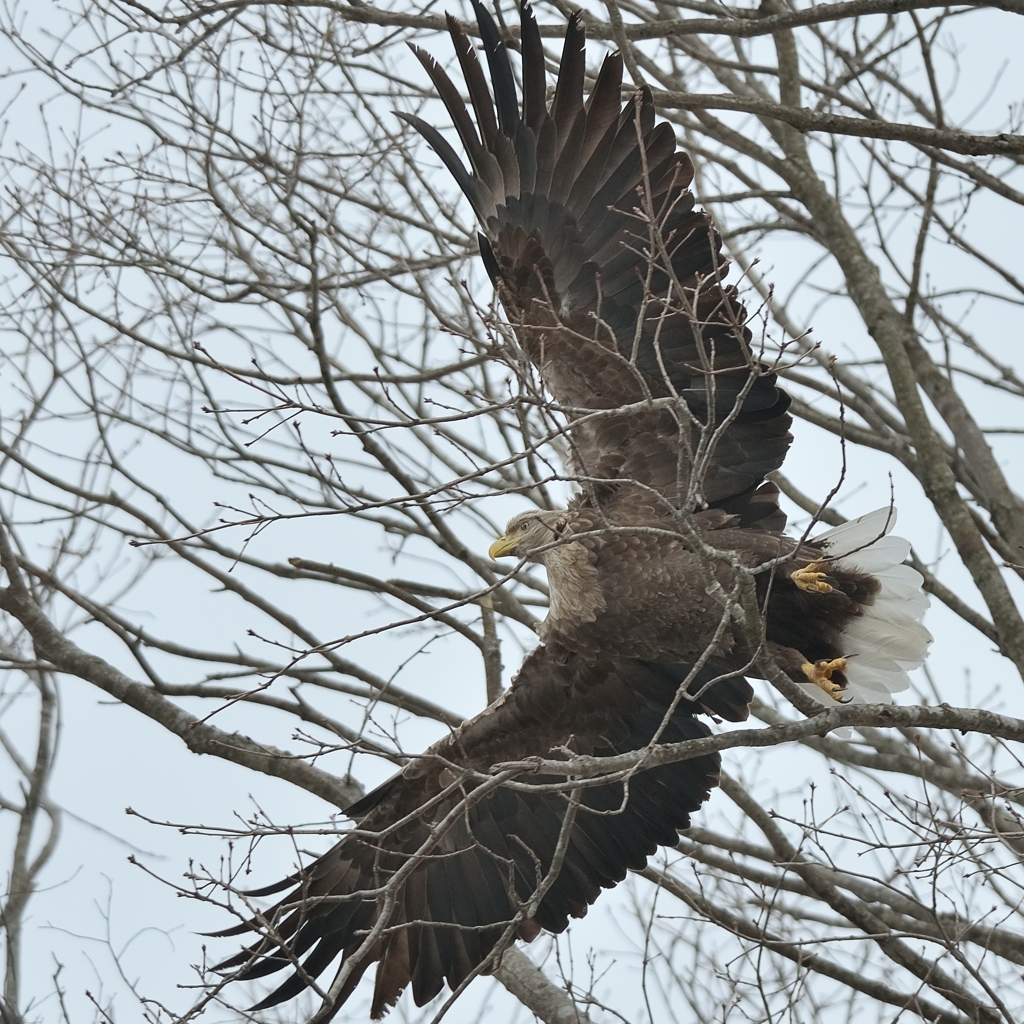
[214, 3, 930, 1017]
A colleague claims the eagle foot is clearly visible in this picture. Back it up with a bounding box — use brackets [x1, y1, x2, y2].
[791, 559, 835, 594]
[801, 657, 849, 701]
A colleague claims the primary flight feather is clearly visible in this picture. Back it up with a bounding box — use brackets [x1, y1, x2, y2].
[213, 3, 931, 1017]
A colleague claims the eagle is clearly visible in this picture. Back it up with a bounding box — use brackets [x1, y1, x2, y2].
[213, 3, 931, 1018]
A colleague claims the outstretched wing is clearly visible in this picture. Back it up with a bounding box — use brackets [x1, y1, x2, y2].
[214, 648, 729, 1019]
[399, 1, 792, 526]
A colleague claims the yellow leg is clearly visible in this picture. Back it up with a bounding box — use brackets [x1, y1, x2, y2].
[801, 657, 849, 701]
[791, 559, 834, 594]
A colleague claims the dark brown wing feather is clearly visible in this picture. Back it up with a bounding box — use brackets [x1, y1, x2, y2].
[398, 0, 792, 528]
[214, 648, 725, 1019]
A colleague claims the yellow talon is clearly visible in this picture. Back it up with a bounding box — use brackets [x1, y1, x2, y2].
[791, 559, 834, 594]
[801, 657, 849, 701]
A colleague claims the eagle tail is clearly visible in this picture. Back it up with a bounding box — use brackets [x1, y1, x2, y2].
[807, 507, 932, 704]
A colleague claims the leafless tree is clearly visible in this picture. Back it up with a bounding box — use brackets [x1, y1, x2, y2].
[0, 1, 1023, 1023]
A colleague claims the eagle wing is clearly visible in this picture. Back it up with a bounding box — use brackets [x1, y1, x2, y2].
[214, 647, 729, 1019]
[398, 1, 792, 525]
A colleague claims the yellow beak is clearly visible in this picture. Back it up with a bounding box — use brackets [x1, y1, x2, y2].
[488, 533, 518, 559]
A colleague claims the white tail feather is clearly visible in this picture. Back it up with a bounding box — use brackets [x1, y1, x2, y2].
[811, 507, 897, 556]
[810, 507, 932, 704]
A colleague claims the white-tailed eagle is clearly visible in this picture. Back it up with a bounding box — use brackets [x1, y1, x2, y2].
[214, 3, 931, 1017]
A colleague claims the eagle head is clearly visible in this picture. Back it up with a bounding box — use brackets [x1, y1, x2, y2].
[488, 509, 569, 561]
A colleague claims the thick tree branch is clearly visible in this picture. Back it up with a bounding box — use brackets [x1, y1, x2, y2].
[492, 947, 595, 1024]
[0, 526, 361, 810]
[493, 704, 1024, 779]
